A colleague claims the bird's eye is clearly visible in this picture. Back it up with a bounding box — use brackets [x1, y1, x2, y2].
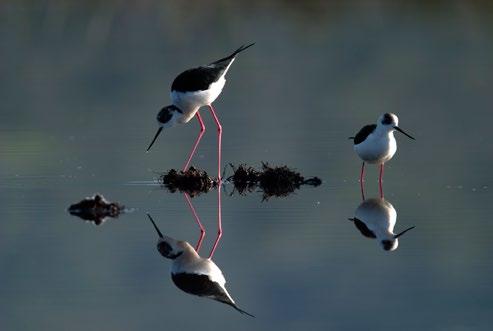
[158, 241, 173, 256]
[381, 113, 393, 125]
[381, 240, 394, 251]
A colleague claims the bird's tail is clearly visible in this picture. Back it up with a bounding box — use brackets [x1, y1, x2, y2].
[231, 303, 255, 318]
[210, 43, 255, 65]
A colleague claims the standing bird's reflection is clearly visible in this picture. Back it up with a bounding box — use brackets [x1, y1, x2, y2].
[348, 198, 415, 251]
[146, 214, 254, 317]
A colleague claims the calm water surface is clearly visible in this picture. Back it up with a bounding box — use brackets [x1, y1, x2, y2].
[1, 1, 493, 330]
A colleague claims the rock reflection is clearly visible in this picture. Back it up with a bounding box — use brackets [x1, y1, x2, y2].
[348, 198, 415, 251]
[146, 214, 254, 317]
[68, 194, 125, 225]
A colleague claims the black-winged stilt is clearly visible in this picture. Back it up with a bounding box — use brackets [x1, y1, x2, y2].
[350, 113, 415, 198]
[146, 43, 255, 180]
[146, 214, 254, 317]
[348, 198, 415, 251]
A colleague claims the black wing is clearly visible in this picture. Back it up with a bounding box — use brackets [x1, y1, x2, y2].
[172, 272, 255, 317]
[171, 66, 223, 93]
[172, 273, 231, 303]
[352, 218, 377, 238]
[171, 43, 254, 93]
[353, 124, 377, 145]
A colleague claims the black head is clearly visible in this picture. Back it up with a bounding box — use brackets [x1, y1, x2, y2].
[146, 105, 183, 152]
[378, 113, 415, 140]
[381, 239, 397, 251]
[157, 105, 181, 124]
[157, 241, 183, 260]
[381, 113, 394, 125]
[146, 214, 184, 259]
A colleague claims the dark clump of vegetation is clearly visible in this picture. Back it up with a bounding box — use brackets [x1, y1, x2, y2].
[226, 164, 260, 195]
[158, 163, 321, 199]
[68, 194, 124, 225]
[227, 163, 322, 200]
[160, 166, 216, 197]
[258, 163, 318, 200]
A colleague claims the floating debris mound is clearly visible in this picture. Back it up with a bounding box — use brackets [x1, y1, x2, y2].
[68, 194, 124, 225]
[160, 167, 216, 197]
[158, 163, 321, 199]
[228, 163, 322, 200]
[227, 164, 259, 195]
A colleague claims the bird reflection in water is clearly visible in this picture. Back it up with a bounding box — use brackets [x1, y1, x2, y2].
[146, 214, 254, 317]
[348, 198, 415, 251]
[181, 181, 223, 258]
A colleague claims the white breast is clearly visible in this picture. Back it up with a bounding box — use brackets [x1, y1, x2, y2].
[354, 132, 397, 164]
[171, 78, 226, 124]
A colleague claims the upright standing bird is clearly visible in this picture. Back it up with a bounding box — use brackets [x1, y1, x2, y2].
[146, 214, 254, 317]
[146, 43, 255, 180]
[350, 113, 415, 197]
[348, 198, 415, 251]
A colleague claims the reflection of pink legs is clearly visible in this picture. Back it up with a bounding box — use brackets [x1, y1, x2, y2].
[207, 104, 222, 181]
[379, 163, 384, 199]
[180, 105, 221, 258]
[208, 184, 222, 259]
[183, 193, 205, 253]
[183, 112, 206, 172]
[359, 162, 366, 201]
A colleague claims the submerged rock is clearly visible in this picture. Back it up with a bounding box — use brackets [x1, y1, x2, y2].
[68, 194, 124, 225]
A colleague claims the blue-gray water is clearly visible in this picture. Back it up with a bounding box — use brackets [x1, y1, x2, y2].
[1, 1, 493, 330]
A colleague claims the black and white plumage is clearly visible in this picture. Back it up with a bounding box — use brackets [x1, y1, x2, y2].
[146, 43, 255, 152]
[146, 214, 254, 317]
[350, 113, 415, 198]
[350, 113, 415, 165]
[348, 198, 415, 251]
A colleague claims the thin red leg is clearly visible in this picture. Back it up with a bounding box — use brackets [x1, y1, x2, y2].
[207, 104, 222, 181]
[208, 183, 223, 259]
[360, 162, 366, 201]
[379, 163, 384, 199]
[183, 193, 205, 253]
[183, 112, 206, 171]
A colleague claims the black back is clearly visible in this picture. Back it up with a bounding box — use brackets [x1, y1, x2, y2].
[172, 273, 232, 304]
[171, 43, 254, 93]
[353, 218, 377, 238]
[171, 66, 225, 93]
[353, 124, 377, 145]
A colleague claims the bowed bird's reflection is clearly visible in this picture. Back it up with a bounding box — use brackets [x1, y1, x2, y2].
[146, 214, 254, 317]
[348, 198, 415, 251]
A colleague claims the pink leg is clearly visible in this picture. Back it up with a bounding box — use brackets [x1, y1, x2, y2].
[207, 104, 222, 181]
[183, 112, 206, 171]
[379, 163, 384, 199]
[360, 162, 366, 201]
[208, 183, 223, 259]
[183, 193, 206, 253]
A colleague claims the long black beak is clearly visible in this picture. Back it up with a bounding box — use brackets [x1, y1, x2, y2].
[146, 213, 163, 238]
[394, 126, 415, 140]
[394, 226, 415, 238]
[146, 127, 163, 152]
